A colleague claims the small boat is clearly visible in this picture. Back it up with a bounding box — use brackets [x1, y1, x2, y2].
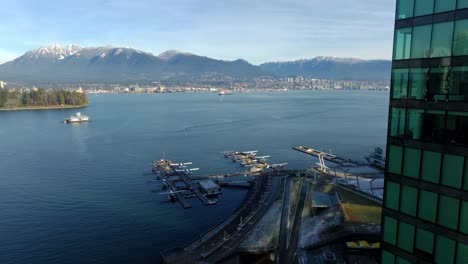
[64, 112, 91, 123]
[218, 90, 233, 95]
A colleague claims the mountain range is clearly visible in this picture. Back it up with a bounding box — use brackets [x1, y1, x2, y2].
[260, 57, 391, 81]
[0, 45, 391, 84]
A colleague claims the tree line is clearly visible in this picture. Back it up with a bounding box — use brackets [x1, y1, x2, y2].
[0, 88, 88, 109]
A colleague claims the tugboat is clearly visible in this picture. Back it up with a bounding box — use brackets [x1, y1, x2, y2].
[64, 112, 91, 123]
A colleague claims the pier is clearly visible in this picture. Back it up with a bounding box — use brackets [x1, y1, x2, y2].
[224, 150, 287, 174]
[161, 173, 282, 264]
[293, 146, 366, 167]
[293, 145, 385, 200]
[158, 147, 383, 263]
[152, 159, 218, 209]
[152, 151, 287, 209]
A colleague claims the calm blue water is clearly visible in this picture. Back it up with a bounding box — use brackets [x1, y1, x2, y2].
[0, 91, 388, 264]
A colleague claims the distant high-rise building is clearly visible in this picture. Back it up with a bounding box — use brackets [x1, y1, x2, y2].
[0, 81, 4, 89]
[382, 1, 468, 263]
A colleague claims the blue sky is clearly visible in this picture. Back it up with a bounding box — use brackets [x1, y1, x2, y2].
[0, 0, 396, 64]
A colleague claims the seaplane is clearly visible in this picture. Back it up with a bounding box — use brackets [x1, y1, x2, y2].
[242, 150, 258, 155]
[240, 159, 258, 167]
[223, 151, 237, 157]
[224, 150, 258, 158]
[270, 163, 288, 171]
[250, 166, 265, 174]
[232, 155, 251, 161]
[157, 189, 186, 202]
[157, 189, 185, 195]
[170, 162, 193, 169]
[175, 167, 200, 175]
[250, 163, 270, 174]
[152, 178, 170, 189]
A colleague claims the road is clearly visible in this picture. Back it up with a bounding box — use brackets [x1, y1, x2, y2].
[286, 180, 310, 263]
[276, 177, 292, 263]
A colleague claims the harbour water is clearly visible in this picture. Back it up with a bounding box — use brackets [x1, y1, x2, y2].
[0, 91, 388, 264]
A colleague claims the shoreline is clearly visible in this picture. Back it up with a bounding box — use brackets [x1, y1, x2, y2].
[0, 104, 88, 111]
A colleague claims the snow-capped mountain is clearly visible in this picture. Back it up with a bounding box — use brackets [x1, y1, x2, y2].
[23, 44, 82, 60]
[0, 45, 267, 83]
[0, 45, 391, 83]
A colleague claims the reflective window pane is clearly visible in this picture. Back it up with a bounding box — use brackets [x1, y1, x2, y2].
[403, 147, 421, 178]
[465, 161, 468, 191]
[450, 66, 468, 102]
[446, 112, 468, 146]
[385, 181, 401, 211]
[461, 201, 468, 234]
[458, 0, 468, 9]
[409, 68, 427, 99]
[401, 185, 418, 216]
[438, 195, 460, 230]
[457, 242, 468, 264]
[406, 108, 424, 140]
[411, 25, 432, 58]
[434, 0, 456, 13]
[416, 228, 434, 253]
[435, 235, 455, 264]
[392, 69, 409, 99]
[441, 154, 464, 188]
[421, 150, 441, 183]
[453, 19, 468, 56]
[384, 216, 398, 245]
[398, 221, 415, 252]
[382, 250, 395, 264]
[388, 145, 403, 174]
[397, 0, 414, 19]
[418, 190, 438, 222]
[431, 22, 454, 57]
[427, 67, 450, 101]
[396, 257, 411, 264]
[414, 0, 434, 16]
[391, 108, 406, 137]
[422, 110, 446, 143]
[394, 27, 412, 60]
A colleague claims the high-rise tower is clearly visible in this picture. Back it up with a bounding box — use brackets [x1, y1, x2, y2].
[382, 0, 468, 263]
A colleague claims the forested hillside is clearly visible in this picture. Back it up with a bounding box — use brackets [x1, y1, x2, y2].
[0, 88, 88, 109]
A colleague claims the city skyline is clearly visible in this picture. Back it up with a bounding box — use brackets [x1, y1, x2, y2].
[0, 0, 396, 65]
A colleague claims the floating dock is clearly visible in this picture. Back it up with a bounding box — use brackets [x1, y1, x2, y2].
[224, 150, 287, 174]
[152, 159, 218, 209]
[152, 151, 286, 209]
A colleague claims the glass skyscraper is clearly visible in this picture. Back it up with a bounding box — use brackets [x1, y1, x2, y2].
[382, 0, 468, 263]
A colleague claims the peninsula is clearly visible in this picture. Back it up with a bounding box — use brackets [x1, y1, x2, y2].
[0, 88, 88, 111]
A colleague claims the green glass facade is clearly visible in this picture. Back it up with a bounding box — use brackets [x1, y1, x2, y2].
[383, 1, 468, 263]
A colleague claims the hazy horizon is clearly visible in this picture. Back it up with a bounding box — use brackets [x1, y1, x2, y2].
[0, 0, 396, 65]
